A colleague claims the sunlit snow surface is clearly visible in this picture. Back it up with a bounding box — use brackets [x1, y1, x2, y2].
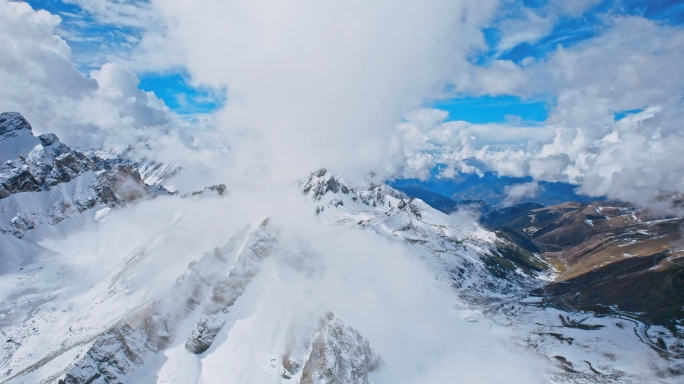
[0, 170, 681, 383]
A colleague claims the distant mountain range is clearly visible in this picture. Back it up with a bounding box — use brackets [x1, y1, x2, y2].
[393, 170, 684, 329]
[390, 171, 599, 212]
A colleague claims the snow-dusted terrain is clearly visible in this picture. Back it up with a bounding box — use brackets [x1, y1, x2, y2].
[0, 113, 682, 383]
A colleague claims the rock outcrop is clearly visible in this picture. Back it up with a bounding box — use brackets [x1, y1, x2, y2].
[0, 113, 154, 239]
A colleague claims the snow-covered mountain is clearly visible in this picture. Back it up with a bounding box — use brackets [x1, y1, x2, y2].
[0, 112, 187, 244]
[0, 114, 682, 383]
[298, 169, 550, 299]
[0, 112, 165, 273]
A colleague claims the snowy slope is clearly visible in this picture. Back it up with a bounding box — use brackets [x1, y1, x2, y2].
[298, 169, 684, 383]
[298, 168, 550, 300]
[0, 174, 538, 383]
[0, 160, 681, 383]
[0, 208, 385, 384]
[0, 113, 172, 247]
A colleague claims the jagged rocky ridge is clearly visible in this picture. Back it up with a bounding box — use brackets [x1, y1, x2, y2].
[283, 312, 383, 384]
[0, 113, 143, 200]
[85, 147, 181, 195]
[298, 168, 551, 301]
[59, 219, 280, 383]
[55, 218, 380, 384]
[0, 113, 187, 243]
[298, 169, 684, 382]
[184, 218, 279, 354]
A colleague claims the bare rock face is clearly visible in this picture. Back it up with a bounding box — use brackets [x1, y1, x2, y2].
[282, 312, 383, 384]
[0, 114, 99, 198]
[185, 218, 278, 354]
[0, 112, 40, 164]
[58, 221, 261, 383]
[109, 164, 152, 203]
[59, 324, 148, 384]
[191, 183, 227, 197]
[0, 113, 153, 239]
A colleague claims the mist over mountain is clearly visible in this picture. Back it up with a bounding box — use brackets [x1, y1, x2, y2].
[0, 112, 681, 383]
[2, 0, 684, 383]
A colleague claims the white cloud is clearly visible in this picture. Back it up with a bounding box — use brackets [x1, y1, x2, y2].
[487, 0, 601, 58]
[0, 0, 176, 149]
[456, 59, 530, 96]
[496, 8, 555, 52]
[62, 0, 161, 30]
[503, 181, 539, 207]
[150, 0, 500, 183]
[128, 26, 186, 73]
[9, 0, 684, 210]
[396, 16, 684, 209]
[393, 109, 556, 181]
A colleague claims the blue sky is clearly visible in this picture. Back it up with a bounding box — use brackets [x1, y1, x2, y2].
[26, 0, 224, 115]
[429, 95, 549, 124]
[24, 0, 684, 121]
[138, 73, 225, 114]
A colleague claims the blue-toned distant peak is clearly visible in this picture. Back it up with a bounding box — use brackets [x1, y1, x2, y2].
[389, 169, 601, 211]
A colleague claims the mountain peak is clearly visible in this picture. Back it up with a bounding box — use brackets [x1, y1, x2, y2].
[0, 112, 40, 164]
[38, 132, 60, 147]
[299, 168, 351, 201]
[0, 112, 32, 136]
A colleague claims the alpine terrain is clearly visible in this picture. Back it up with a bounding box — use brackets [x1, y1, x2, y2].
[0, 113, 681, 383]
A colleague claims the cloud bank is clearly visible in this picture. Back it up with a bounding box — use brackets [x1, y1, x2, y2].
[0, 0, 177, 149]
[151, 0, 501, 183]
[8, 1, 684, 209]
[395, 16, 684, 208]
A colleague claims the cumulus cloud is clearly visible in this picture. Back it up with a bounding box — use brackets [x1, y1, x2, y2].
[496, 8, 555, 53]
[393, 108, 555, 180]
[396, 16, 684, 209]
[150, 0, 500, 183]
[0, 0, 176, 149]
